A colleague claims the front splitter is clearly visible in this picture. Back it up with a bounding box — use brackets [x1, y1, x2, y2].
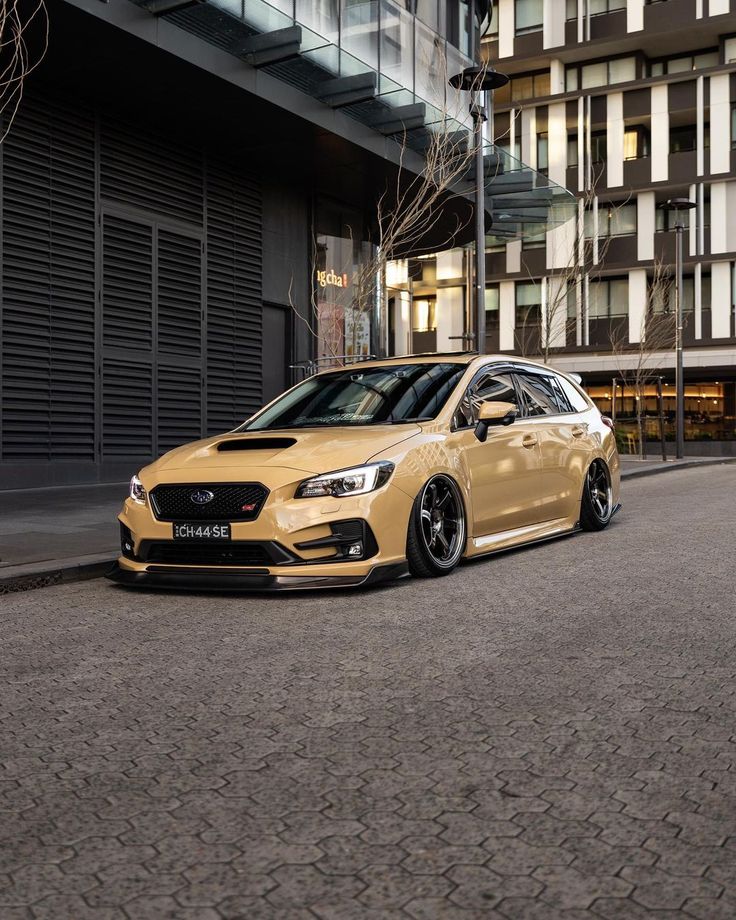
[106, 561, 409, 592]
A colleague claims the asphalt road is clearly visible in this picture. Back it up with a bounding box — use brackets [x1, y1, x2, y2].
[2, 466, 736, 919]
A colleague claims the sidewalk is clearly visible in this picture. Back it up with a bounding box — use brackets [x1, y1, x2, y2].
[618, 455, 736, 479]
[0, 482, 126, 593]
[2, 456, 735, 592]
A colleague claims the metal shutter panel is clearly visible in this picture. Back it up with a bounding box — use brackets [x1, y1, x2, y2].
[1, 94, 96, 460]
[101, 214, 155, 459]
[157, 227, 203, 451]
[102, 358, 154, 458]
[206, 163, 262, 434]
[100, 118, 203, 227]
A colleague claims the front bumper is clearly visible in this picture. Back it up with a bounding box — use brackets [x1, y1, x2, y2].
[110, 477, 414, 592]
[107, 560, 409, 592]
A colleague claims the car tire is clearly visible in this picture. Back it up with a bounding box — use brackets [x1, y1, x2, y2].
[580, 459, 613, 532]
[406, 475, 466, 577]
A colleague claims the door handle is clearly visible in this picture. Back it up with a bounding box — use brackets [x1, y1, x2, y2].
[522, 434, 538, 448]
[571, 426, 587, 438]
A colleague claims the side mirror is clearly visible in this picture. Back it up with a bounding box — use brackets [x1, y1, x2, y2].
[474, 401, 519, 443]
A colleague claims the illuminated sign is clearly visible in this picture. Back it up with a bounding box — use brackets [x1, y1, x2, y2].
[316, 269, 349, 289]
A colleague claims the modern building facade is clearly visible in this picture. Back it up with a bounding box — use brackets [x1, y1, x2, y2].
[478, 0, 736, 453]
[0, 0, 494, 488]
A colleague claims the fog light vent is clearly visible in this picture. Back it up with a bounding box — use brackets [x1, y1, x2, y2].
[120, 523, 137, 561]
[346, 542, 363, 557]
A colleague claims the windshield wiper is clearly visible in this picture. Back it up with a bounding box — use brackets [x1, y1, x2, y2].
[383, 417, 434, 424]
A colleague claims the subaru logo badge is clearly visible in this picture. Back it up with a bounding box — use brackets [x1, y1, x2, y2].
[190, 489, 214, 505]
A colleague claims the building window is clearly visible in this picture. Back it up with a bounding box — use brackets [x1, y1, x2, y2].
[656, 208, 691, 232]
[485, 285, 500, 324]
[669, 124, 705, 154]
[515, 281, 542, 327]
[725, 37, 736, 64]
[567, 0, 625, 14]
[608, 57, 636, 83]
[515, 0, 543, 34]
[581, 62, 607, 89]
[494, 71, 551, 105]
[575, 56, 636, 90]
[497, 139, 521, 163]
[732, 104, 736, 149]
[412, 297, 436, 332]
[414, 0, 439, 31]
[446, 0, 473, 55]
[601, 202, 637, 238]
[624, 126, 650, 160]
[590, 0, 626, 12]
[591, 132, 607, 164]
[589, 277, 628, 319]
[567, 134, 579, 167]
[585, 203, 637, 239]
[537, 132, 548, 171]
[651, 276, 694, 313]
[648, 50, 719, 76]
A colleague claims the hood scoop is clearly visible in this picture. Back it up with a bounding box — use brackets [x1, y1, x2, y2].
[217, 437, 296, 452]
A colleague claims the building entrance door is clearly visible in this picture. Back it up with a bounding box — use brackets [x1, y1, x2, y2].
[100, 209, 204, 477]
[262, 303, 291, 404]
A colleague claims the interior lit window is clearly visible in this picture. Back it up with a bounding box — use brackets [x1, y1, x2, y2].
[412, 298, 436, 332]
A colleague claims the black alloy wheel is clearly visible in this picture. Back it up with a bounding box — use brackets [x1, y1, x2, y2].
[407, 475, 466, 577]
[580, 459, 613, 531]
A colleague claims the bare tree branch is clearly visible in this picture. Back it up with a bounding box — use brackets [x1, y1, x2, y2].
[609, 258, 674, 457]
[288, 58, 495, 371]
[0, 0, 48, 143]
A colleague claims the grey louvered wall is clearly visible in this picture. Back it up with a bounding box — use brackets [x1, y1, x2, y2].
[0, 91, 263, 487]
[1, 97, 97, 464]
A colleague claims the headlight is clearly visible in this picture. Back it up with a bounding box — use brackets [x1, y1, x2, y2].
[295, 462, 394, 498]
[129, 474, 147, 505]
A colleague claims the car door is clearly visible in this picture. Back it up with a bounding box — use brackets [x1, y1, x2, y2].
[450, 369, 543, 538]
[512, 369, 594, 522]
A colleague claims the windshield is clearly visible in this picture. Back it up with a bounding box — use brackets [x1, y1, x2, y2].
[241, 363, 466, 430]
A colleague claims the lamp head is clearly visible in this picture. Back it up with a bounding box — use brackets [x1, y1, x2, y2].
[449, 66, 509, 92]
[659, 197, 696, 212]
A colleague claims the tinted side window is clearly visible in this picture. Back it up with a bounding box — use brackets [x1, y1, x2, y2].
[454, 372, 517, 427]
[557, 375, 591, 412]
[515, 373, 560, 417]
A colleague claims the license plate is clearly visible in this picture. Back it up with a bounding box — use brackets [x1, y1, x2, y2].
[173, 523, 231, 540]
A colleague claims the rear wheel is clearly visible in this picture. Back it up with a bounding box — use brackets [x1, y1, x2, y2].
[407, 475, 466, 577]
[580, 460, 613, 531]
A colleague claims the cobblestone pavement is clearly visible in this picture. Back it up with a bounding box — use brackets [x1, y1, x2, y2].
[2, 466, 736, 919]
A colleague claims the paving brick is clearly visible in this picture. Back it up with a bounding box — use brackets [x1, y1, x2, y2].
[2, 467, 736, 916]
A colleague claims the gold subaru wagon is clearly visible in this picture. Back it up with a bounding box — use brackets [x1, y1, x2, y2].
[108, 354, 620, 592]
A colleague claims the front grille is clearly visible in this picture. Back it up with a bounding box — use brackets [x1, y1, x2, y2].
[141, 542, 274, 567]
[150, 483, 268, 522]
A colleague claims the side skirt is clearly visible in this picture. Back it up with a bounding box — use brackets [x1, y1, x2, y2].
[464, 502, 622, 564]
[463, 519, 580, 563]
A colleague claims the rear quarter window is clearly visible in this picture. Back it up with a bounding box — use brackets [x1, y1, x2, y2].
[557, 375, 591, 412]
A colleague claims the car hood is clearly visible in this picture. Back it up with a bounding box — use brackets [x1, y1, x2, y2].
[146, 426, 422, 478]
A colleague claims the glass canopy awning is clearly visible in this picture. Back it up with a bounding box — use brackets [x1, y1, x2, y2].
[130, 0, 576, 247]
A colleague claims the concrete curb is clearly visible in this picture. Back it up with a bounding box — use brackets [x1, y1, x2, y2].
[0, 555, 117, 595]
[620, 457, 736, 480]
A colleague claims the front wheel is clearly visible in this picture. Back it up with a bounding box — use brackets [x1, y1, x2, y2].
[406, 475, 466, 577]
[580, 460, 613, 531]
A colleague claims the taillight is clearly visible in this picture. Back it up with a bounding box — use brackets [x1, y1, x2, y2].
[601, 416, 615, 431]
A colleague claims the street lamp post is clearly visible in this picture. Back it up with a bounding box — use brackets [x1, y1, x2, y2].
[659, 198, 696, 460]
[449, 66, 508, 355]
